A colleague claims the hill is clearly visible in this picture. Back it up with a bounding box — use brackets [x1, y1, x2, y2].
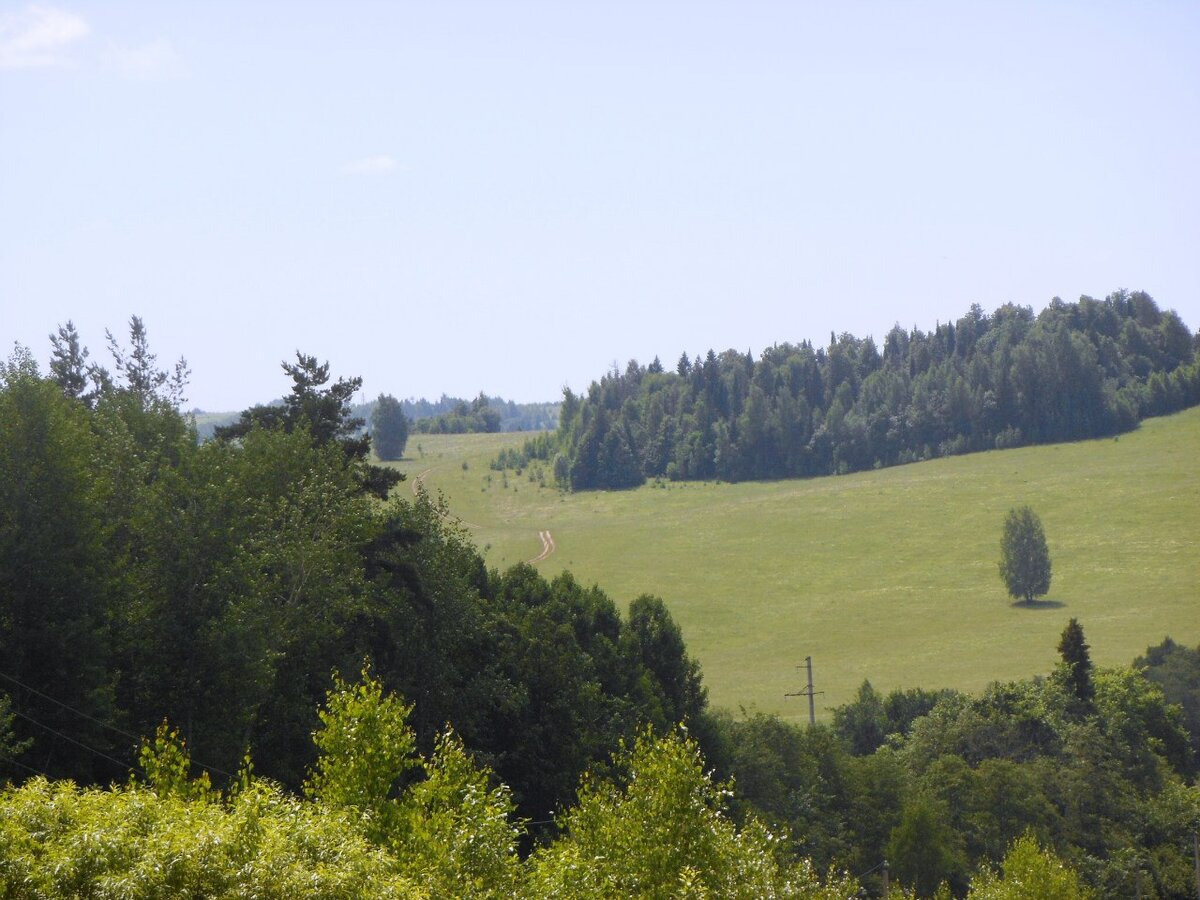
[390, 406, 1200, 720]
[536, 291, 1199, 491]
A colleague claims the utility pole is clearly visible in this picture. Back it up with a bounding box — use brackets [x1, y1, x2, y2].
[785, 656, 823, 726]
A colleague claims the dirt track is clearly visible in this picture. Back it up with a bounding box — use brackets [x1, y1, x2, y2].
[411, 467, 434, 496]
[529, 530, 556, 563]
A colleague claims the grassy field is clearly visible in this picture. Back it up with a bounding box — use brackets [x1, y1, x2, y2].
[389, 410, 1200, 723]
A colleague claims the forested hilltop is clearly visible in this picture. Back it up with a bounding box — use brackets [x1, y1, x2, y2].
[534, 291, 1199, 490]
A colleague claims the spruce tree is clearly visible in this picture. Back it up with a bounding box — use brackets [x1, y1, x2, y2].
[1058, 617, 1094, 703]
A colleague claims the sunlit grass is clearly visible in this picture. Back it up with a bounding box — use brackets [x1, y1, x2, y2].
[386, 409, 1200, 723]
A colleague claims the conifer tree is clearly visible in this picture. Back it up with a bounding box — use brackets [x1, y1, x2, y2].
[1057, 617, 1094, 703]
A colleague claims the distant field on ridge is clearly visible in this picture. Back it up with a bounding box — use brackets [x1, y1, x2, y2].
[388, 409, 1200, 723]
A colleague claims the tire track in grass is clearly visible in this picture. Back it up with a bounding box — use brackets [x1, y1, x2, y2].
[529, 530, 556, 563]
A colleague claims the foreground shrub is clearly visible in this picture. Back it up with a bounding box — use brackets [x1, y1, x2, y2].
[0, 777, 423, 899]
[967, 833, 1093, 899]
[527, 726, 859, 899]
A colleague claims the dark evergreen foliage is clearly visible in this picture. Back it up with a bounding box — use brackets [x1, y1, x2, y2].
[47, 320, 97, 406]
[0, 340, 714, 823]
[0, 353, 116, 781]
[1136, 637, 1200, 769]
[535, 292, 1199, 489]
[215, 351, 402, 499]
[831, 681, 960, 756]
[1057, 618, 1095, 704]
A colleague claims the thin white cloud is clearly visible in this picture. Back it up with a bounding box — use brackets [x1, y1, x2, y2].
[102, 39, 184, 79]
[341, 155, 398, 176]
[0, 4, 89, 69]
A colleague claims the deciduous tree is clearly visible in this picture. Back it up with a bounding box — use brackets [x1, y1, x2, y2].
[999, 506, 1051, 603]
[0, 350, 117, 780]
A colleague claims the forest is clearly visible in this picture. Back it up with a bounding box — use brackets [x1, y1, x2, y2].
[402, 393, 559, 434]
[1, 322, 1198, 897]
[195, 394, 558, 443]
[525, 291, 1200, 490]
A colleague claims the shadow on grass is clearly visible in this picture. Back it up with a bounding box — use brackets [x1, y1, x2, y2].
[1011, 598, 1066, 610]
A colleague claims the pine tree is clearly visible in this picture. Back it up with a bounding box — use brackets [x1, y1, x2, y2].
[216, 352, 401, 498]
[48, 320, 92, 403]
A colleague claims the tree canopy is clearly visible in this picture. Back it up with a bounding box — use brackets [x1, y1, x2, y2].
[215, 351, 402, 498]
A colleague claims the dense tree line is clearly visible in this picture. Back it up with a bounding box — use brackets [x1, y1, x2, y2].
[0, 326, 709, 826]
[720, 628, 1200, 897]
[196, 394, 557, 442]
[391, 393, 559, 433]
[2, 620, 1195, 897]
[530, 291, 1200, 489]
[0, 672, 868, 898]
[412, 392, 503, 434]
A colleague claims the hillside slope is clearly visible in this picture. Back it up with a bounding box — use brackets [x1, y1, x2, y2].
[391, 407, 1199, 720]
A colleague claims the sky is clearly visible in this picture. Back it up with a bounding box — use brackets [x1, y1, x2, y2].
[2, 1, 1198, 412]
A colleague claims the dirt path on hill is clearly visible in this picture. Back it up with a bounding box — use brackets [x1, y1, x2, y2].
[411, 466, 435, 496]
[529, 530, 556, 563]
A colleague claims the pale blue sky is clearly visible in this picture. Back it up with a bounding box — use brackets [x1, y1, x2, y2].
[2, 1, 1197, 411]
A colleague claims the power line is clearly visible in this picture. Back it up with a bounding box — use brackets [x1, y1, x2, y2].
[0, 749, 45, 779]
[0, 669, 235, 780]
[0, 670, 140, 741]
[10, 709, 133, 774]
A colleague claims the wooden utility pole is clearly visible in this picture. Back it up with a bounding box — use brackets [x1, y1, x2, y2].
[785, 656, 823, 726]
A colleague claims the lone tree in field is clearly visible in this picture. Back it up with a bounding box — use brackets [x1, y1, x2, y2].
[999, 505, 1052, 603]
[370, 393, 409, 461]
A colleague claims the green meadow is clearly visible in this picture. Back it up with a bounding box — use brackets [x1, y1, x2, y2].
[391, 408, 1200, 723]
